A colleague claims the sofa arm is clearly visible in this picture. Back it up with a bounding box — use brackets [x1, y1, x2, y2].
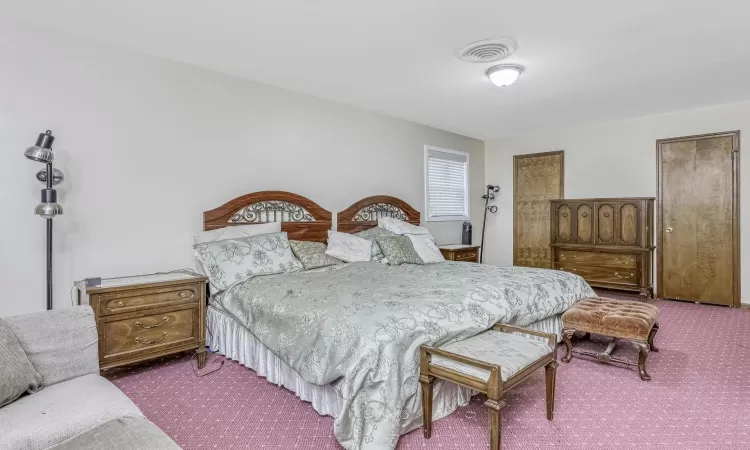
[5, 305, 99, 386]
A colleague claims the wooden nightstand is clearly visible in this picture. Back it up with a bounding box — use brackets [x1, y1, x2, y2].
[439, 245, 481, 263]
[76, 272, 208, 371]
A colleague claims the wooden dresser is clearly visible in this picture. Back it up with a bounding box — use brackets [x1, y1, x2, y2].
[77, 272, 208, 371]
[439, 245, 481, 263]
[549, 198, 654, 297]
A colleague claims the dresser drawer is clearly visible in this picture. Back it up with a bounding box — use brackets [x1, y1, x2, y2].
[556, 263, 639, 287]
[96, 283, 201, 316]
[557, 250, 637, 269]
[101, 308, 198, 361]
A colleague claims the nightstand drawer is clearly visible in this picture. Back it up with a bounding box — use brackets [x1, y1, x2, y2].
[439, 246, 481, 263]
[97, 283, 201, 316]
[455, 250, 479, 261]
[101, 308, 198, 361]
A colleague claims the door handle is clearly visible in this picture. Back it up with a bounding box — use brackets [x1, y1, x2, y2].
[665, 227, 673, 233]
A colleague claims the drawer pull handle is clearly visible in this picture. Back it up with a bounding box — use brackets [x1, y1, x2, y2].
[135, 317, 169, 329]
[560, 255, 577, 260]
[179, 291, 188, 298]
[117, 301, 125, 307]
[614, 272, 633, 279]
[135, 332, 168, 345]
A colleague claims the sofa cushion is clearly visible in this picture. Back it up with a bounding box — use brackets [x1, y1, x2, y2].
[0, 374, 144, 450]
[0, 317, 43, 407]
[6, 306, 99, 386]
[49, 417, 180, 450]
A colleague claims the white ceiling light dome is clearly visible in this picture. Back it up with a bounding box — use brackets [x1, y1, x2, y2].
[486, 64, 524, 87]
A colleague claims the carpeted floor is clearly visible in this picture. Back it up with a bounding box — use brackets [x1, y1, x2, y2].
[107, 294, 750, 449]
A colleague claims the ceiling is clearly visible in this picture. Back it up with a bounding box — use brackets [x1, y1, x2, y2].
[3, 0, 750, 140]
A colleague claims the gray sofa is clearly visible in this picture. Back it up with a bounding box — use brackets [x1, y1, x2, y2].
[0, 306, 180, 450]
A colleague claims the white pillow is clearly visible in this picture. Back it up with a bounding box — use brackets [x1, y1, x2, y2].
[378, 217, 431, 236]
[194, 222, 282, 245]
[325, 231, 372, 262]
[407, 235, 445, 264]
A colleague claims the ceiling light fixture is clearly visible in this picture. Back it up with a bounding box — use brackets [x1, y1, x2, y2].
[486, 64, 524, 87]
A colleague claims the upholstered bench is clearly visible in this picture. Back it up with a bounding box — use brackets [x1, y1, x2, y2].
[420, 324, 557, 450]
[562, 297, 659, 380]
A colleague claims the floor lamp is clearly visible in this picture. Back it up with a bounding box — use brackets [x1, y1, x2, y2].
[24, 130, 64, 310]
[479, 185, 499, 263]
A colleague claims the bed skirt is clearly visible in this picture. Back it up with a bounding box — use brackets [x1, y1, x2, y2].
[206, 305, 562, 432]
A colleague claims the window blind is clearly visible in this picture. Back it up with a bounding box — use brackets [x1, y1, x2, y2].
[426, 148, 469, 219]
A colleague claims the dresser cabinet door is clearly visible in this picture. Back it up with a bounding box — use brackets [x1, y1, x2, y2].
[618, 201, 640, 246]
[575, 203, 594, 244]
[595, 202, 617, 245]
[556, 203, 573, 243]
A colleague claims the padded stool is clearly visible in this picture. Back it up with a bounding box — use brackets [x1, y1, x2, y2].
[419, 324, 557, 450]
[562, 297, 659, 380]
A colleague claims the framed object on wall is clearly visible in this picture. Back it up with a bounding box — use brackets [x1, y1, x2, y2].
[513, 151, 564, 268]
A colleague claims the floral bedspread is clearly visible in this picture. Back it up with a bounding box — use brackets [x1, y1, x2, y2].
[216, 261, 594, 449]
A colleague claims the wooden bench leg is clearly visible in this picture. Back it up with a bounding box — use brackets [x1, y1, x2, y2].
[420, 375, 435, 439]
[648, 323, 660, 352]
[484, 398, 507, 450]
[634, 341, 651, 381]
[545, 361, 557, 421]
[562, 329, 575, 363]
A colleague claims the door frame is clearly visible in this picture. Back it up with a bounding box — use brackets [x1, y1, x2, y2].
[513, 150, 564, 266]
[655, 131, 741, 307]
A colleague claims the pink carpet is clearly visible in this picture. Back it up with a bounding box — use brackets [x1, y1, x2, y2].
[108, 295, 750, 449]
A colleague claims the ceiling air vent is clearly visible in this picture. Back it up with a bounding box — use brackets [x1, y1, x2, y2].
[457, 38, 518, 63]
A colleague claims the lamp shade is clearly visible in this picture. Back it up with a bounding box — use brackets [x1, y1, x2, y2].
[34, 188, 63, 219]
[36, 168, 65, 186]
[34, 202, 64, 219]
[24, 145, 55, 163]
[24, 130, 55, 163]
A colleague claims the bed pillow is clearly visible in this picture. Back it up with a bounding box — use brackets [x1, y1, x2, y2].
[407, 235, 445, 264]
[193, 223, 282, 245]
[376, 235, 424, 265]
[194, 231, 302, 291]
[290, 240, 342, 270]
[354, 227, 396, 262]
[325, 231, 372, 262]
[0, 318, 42, 407]
[378, 217, 431, 236]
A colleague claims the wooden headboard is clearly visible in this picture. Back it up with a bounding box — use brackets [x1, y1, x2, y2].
[337, 195, 420, 233]
[203, 191, 332, 242]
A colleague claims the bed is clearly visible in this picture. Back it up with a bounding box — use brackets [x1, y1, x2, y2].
[202, 191, 594, 450]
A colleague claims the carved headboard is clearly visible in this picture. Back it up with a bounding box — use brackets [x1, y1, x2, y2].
[337, 195, 420, 233]
[203, 191, 332, 242]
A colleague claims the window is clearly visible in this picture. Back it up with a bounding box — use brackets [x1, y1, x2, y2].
[424, 145, 470, 221]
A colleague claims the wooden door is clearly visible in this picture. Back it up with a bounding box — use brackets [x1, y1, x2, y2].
[513, 151, 564, 268]
[657, 131, 740, 306]
[555, 202, 573, 244]
[595, 201, 618, 245]
[575, 202, 594, 244]
[617, 201, 640, 246]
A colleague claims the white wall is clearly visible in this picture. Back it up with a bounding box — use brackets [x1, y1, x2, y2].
[484, 100, 750, 304]
[0, 20, 484, 316]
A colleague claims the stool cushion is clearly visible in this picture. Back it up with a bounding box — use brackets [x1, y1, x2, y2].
[562, 297, 658, 341]
[431, 331, 552, 382]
